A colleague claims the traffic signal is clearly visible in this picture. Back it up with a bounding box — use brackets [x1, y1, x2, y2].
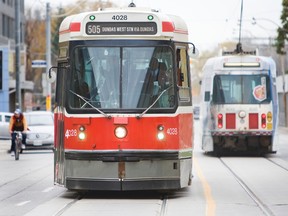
[0, 50, 2, 90]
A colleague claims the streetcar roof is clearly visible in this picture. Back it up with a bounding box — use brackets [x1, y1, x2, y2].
[202, 54, 277, 77]
[59, 7, 189, 42]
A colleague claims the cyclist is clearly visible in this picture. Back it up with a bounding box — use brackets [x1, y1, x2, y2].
[8, 109, 28, 156]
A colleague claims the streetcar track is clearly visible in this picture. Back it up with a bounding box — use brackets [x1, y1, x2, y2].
[0, 163, 52, 188]
[219, 158, 275, 216]
[0, 164, 53, 202]
[53, 193, 84, 216]
[0, 173, 53, 202]
[265, 157, 288, 172]
[51, 191, 167, 216]
[159, 195, 168, 216]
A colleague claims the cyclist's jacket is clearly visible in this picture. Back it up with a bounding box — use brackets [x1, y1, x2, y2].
[9, 114, 28, 132]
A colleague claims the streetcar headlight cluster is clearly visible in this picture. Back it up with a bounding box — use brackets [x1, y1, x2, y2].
[115, 126, 127, 139]
[157, 124, 165, 141]
[78, 125, 86, 140]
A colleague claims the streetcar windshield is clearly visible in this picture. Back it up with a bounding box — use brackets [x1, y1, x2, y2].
[69, 46, 175, 110]
[212, 74, 271, 104]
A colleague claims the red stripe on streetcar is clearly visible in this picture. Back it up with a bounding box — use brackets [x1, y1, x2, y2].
[174, 29, 188, 34]
[70, 22, 81, 32]
[162, 21, 174, 32]
[59, 22, 81, 34]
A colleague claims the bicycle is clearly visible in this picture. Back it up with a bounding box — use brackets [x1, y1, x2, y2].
[14, 131, 23, 160]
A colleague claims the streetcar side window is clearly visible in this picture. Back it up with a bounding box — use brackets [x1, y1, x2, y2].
[176, 47, 191, 103]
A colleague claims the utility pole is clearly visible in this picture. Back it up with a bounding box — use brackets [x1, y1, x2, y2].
[46, 2, 51, 111]
[15, 0, 21, 110]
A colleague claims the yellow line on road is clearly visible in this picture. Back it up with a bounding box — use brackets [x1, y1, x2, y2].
[194, 156, 216, 216]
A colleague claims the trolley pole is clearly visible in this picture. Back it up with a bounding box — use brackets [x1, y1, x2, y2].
[46, 2, 52, 111]
[15, 0, 21, 110]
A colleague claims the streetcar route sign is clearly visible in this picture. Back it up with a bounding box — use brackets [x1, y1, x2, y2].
[86, 22, 157, 35]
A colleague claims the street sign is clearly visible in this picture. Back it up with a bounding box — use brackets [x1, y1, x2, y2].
[32, 60, 47, 68]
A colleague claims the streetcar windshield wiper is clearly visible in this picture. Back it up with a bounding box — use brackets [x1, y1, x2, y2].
[69, 90, 111, 119]
[136, 85, 173, 119]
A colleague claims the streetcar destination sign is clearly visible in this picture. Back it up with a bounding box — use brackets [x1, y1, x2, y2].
[86, 22, 157, 35]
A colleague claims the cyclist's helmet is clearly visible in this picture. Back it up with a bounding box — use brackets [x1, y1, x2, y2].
[14, 109, 21, 115]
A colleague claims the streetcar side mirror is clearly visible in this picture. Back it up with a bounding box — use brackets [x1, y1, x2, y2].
[188, 46, 199, 58]
[47, 67, 57, 83]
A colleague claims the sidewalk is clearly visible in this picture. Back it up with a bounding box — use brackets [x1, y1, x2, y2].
[278, 126, 288, 133]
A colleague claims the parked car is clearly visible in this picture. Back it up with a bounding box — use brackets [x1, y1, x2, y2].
[24, 111, 54, 150]
[0, 112, 13, 139]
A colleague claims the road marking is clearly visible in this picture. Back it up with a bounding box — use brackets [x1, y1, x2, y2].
[42, 186, 54, 193]
[16, 200, 31, 206]
[194, 156, 216, 216]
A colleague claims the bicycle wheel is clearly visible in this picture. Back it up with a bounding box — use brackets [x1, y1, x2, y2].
[15, 139, 20, 160]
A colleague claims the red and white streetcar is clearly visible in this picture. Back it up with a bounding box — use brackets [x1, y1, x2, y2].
[49, 4, 196, 191]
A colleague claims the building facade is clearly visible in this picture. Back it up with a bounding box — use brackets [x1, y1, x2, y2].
[0, 0, 33, 112]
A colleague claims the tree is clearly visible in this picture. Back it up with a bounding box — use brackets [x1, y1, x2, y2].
[275, 0, 288, 55]
[25, 0, 115, 96]
[51, 7, 66, 63]
[24, 0, 116, 109]
[25, 8, 46, 87]
[50, 1, 115, 64]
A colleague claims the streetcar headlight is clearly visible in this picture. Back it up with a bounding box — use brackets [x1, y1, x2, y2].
[157, 124, 165, 140]
[78, 132, 86, 140]
[79, 126, 85, 131]
[115, 126, 127, 139]
[78, 125, 86, 140]
[157, 132, 165, 140]
[158, 124, 164, 131]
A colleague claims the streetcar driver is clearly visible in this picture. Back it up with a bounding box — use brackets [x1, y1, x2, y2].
[157, 62, 169, 89]
[8, 109, 28, 156]
[147, 57, 160, 96]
